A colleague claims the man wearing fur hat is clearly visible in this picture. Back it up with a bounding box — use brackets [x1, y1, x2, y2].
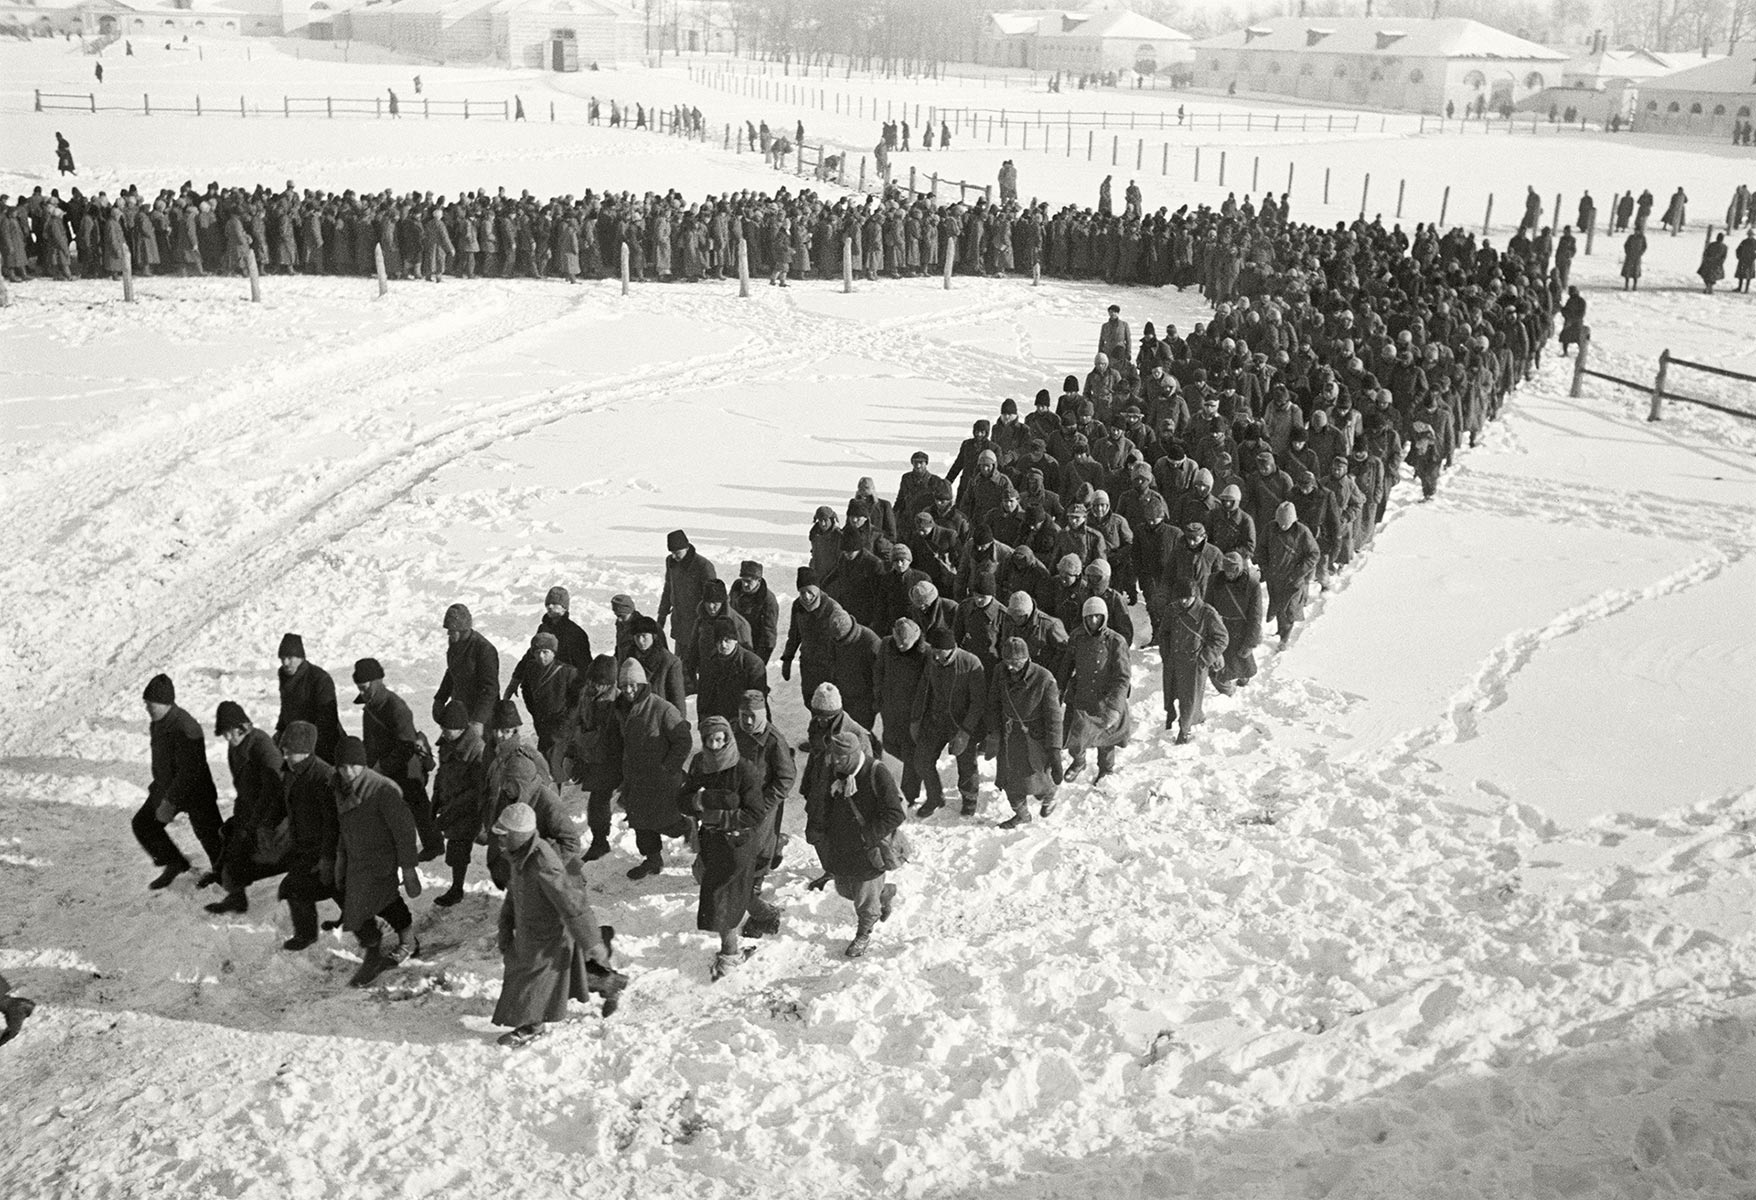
[134, 673, 225, 891]
[614, 658, 695, 880]
[1063, 597, 1132, 782]
[355, 657, 441, 861]
[611, 593, 665, 663]
[780, 575, 848, 708]
[205, 701, 286, 915]
[910, 628, 987, 818]
[434, 604, 500, 763]
[873, 618, 928, 805]
[276, 720, 337, 948]
[325, 735, 423, 980]
[895, 451, 952, 524]
[490, 802, 619, 1047]
[729, 562, 779, 663]
[657, 529, 718, 693]
[988, 638, 1064, 828]
[274, 633, 343, 764]
[627, 614, 687, 715]
[806, 731, 905, 958]
[536, 585, 593, 672]
[698, 618, 769, 728]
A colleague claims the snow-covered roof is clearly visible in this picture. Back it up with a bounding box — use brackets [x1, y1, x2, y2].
[1195, 16, 1566, 62]
[1563, 46, 1723, 83]
[1638, 48, 1756, 95]
[1054, 8, 1189, 42]
[988, 8, 1083, 38]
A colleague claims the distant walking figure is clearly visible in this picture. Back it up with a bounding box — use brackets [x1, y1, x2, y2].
[55, 132, 75, 176]
[515, 95, 526, 121]
[94, 62, 104, 84]
[388, 89, 400, 118]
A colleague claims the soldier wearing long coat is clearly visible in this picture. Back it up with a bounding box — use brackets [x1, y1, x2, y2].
[987, 638, 1063, 826]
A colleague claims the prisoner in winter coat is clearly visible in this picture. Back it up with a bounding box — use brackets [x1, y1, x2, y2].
[493, 832, 606, 1029]
[683, 739, 774, 932]
[616, 684, 693, 833]
[805, 752, 906, 883]
[327, 766, 419, 933]
[988, 655, 1064, 798]
[1159, 596, 1229, 731]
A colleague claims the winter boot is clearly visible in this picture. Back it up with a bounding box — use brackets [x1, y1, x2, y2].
[917, 796, 943, 819]
[204, 890, 248, 915]
[384, 932, 420, 965]
[960, 793, 980, 818]
[710, 951, 746, 982]
[584, 837, 612, 862]
[433, 887, 465, 908]
[148, 864, 187, 891]
[844, 920, 875, 958]
[1065, 754, 1087, 783]
[595, 969, 629, 1017]
[281, 934, 317, 952]
[1039, 791, 1058, 819]
[496, 1023, 546, 1048]
[626, 858, 663, 880]
[998, 806, 1033, 830]
[194, 869, 221, 889]
[0, 996, 36, 1046]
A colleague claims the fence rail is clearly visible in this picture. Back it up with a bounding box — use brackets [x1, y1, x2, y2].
[36, 89, 516, 120]
[1571, 332, 1756, 422]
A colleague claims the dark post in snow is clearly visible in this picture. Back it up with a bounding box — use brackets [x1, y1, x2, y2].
[1648, 350, 1669, 421]
[842, 237, 853, 293]
[1482, 194, 1494, 235]
[943, 239, 955, 290]
[374, 243, 388, 298]
[122, 244, 136, 303]
[246, 247, 261, 303]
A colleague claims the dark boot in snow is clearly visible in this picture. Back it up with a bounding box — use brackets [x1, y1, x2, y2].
[204, 890, 248, 915]
[433, 887, 465, 908]
[626, 858, 662, 880]
[148, 864, 186, 891]
[282, 934, 317, 952]
[584, 837, 611, 862]
[496, 1023, 546, 1048]
[194, 870, 221, 889]
[878, 884, 897, 923]
[0, 996, 36, 1046]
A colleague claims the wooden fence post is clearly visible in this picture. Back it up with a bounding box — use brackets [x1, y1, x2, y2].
[1323, 168, 1330, 204]
[943, 239, 955, 289]
[1194, 147, 1200, 181]
[1360, 173, 1370, 216]
[1162, 144, 1168, 175]
[1584, 212, 1596, 256]
[1396, 178, 1405, 218]
[1111, 135, 1117, 165]
[1087, 130, 1093, 160]
[245, 247, 261, 303]
[1648, 349, 1669, 421]
[1136, 138, 1142, 169]
[1440, 185, 1450, 227]
[859, 157, 867, 190]
[374, 244, 389, 297]
[621, 243, 630, 296]
[144, 93, 150, 116]
[843, 237, 854, 293]
[327, 97, 333, 118]
[196, 95, 201, 116]
[1482, 193, 1494, 234]
[1219, 150, 1226, 187]
[737, 238, 750, 298]
[34, 89, 40, 113]
[1570, 327, 1590, 398]
[1286, 162, 1294, 193]
[1251, 156, 1259, 192]
[122, 243, 135, 303]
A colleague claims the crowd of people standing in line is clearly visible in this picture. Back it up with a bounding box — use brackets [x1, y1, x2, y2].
[97, 197, 1559, 1049]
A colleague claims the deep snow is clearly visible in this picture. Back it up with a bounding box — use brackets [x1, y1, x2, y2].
[2, 40, 1755, 1200]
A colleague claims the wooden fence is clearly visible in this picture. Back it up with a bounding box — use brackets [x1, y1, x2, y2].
[1571, 331, 1756, 422]
[35, 89, 517, 120]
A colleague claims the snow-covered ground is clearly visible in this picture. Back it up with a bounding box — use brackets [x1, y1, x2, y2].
[2, 39, 1755, 1200]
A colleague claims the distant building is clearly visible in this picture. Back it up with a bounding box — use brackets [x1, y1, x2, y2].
[1190, 16, 1567, 115]
[1634, 48, 1756, 137]
[338, 0, 640, 65]
[981, 2, 1191, 75]
[0, 0, 256, 39]
[1519, 42, 1725, 126]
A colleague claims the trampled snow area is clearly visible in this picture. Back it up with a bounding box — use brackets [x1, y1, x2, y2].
[3, 40, 1756, 1200]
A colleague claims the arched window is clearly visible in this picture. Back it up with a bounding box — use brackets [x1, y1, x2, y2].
[1334, 64, 1347, 78]
[1267, 60, 1282, 74]
[1739, 105, 1752, 117]
[1463, 69, 1486, 89]
[1369, 68, 1383, 81]
[1209, 59, 1222, 72]
[1713, 104, 1725, 115]
[1646, 100, 1658, 111]
[1689, 102, 1702, 114]
[1523, 71, 1544, 89]
[1666, 101, 1680, 112]
[1299, 62, 1314, 76]
[1409, 68, 1423, 83]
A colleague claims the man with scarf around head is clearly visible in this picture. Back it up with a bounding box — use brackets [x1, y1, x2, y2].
[503, 634, 584, 763]
[133, 672, 225, 891]
[698, 617, 769, 728]
[1206, 552, 1264, 695]
[482, 699, 579, 888]
[624, 613, 687, 715]
[490, 802, 622, 1049]
[805, 730, 906, 959]
[680, 716, 776, 980]
[323, 735, 422, 983]
[433, 604, 500, 763]
[1261, 501, 1319, 649]
[273, 632, 343, 764]
[614, 658, 695, 880]
[780, 573, 848, 707]
[1063, 596, 1132, 782]
[355, 657, 442, 861]
[534, 585, 593, 672]
[987, 638, 1064, 828]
